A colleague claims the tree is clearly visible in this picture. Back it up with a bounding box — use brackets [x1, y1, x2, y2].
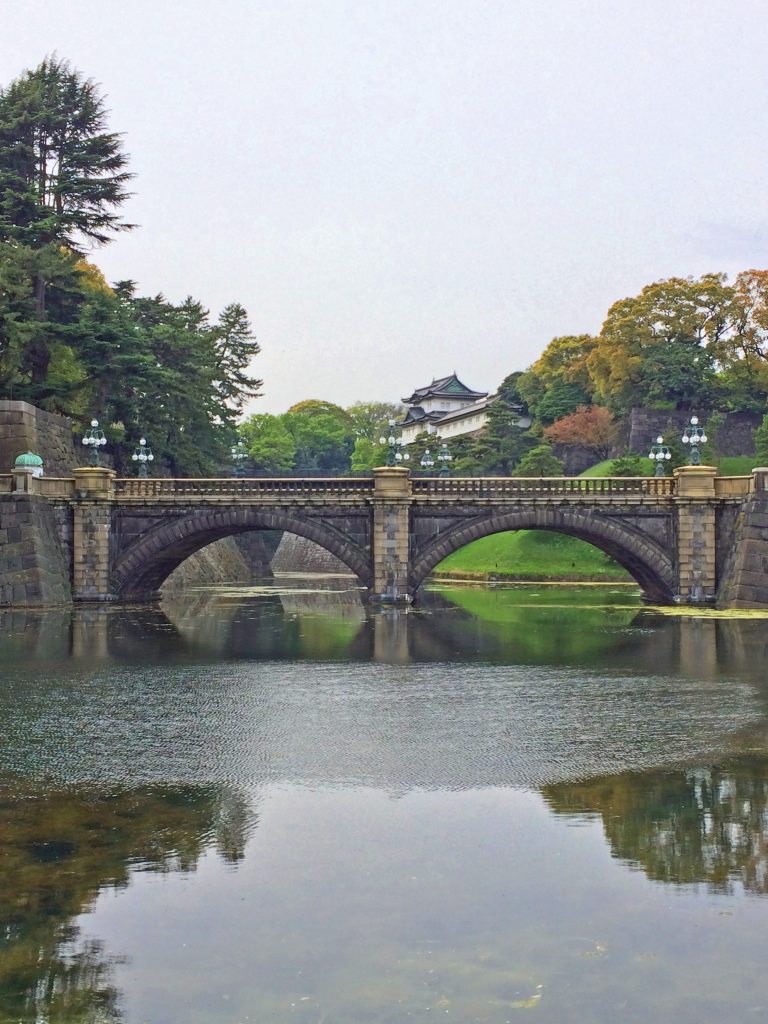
[512, 443, 564, 477]
[754, 414, 768, 465]
[531, 334, 597, 393]
[212, 302, 261, 415]
[346, 401, 404, 438]
[536, 379, 592, 424]
[609, 454, 648, 477]
[282, 406, 354, 472]
[241, 413, 295, 473]
[635, 340, 716, 409]
[0, 56, 133, 251]
[350, 436, 387, 472]
[587, 274, 735, 408]
[543, 406, 618, 460]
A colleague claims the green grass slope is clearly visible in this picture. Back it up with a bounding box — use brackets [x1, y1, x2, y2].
[434, 530, 631, 582]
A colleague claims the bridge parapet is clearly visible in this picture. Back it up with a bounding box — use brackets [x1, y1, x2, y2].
[412, 476, 677, 500]
[714, 476, 753, 497]
[113, 476, 375, 500]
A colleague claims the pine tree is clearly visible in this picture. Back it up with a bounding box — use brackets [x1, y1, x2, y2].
[0, 56, 133, 252]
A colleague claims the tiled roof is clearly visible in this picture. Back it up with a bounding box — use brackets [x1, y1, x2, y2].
[402, 373, 488, 404]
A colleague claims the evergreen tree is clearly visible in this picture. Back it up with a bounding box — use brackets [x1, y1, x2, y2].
[0, 56, 133, 251]
[512, 444, 564, 477]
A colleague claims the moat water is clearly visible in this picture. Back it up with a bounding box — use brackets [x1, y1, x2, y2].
[2, 579, 768, 1023]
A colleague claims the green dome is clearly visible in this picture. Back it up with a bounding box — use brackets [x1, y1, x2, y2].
[14, 451, 43, 468]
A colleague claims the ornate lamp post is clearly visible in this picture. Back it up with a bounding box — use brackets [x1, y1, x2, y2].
[379, 420, 410, 467]
[131, 437, 154, 477]
[437, 440, 453, 477]
[681, 416, 707, 466]
[648, 435, 671, 477]
[81, 418, 107, 466]
[231, 441, 248, 477]
[420, 448, 435, 472]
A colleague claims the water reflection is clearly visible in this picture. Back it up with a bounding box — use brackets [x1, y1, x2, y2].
[3, 583, 768, 1022]
[3, 583, 768, 684]
[0, 780, 254, 1023]
[544, 758, 768, 894]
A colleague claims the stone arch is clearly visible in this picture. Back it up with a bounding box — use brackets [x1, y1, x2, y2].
[110, 507, 371, 600]
[410, 506, 677, 602]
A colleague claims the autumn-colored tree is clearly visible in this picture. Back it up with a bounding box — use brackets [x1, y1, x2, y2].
[532, 334, 598, 393]
[543, 405, 618, 459]
[587, 274, 735, 408]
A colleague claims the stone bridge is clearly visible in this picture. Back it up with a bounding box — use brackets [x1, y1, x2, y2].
[2, 464, 768, 607]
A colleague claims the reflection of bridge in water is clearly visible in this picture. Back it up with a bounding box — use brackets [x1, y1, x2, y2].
[4, 583, 768, 680]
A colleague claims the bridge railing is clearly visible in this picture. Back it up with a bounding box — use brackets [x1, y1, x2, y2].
[113, 477, 375, 499]
[714, 476, 752, 497]
[412, 476, 678, 498]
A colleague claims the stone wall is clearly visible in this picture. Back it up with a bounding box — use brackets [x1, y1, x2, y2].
[271, 532, 353, 575]
[161, 531, 282, 592]
[0, 494, 71, 606]
[717, 473, 768, 608]
[627, 408, 761, 458]
[162, 537, 253, 593]
[0, 400, 78, 476]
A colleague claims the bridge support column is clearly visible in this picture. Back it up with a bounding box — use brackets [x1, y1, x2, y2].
[674, 465, 717, 604]
[371, 467, 413, 603]
[72, 468, 115, 602]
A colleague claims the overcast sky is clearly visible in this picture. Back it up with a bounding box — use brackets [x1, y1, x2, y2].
[3, 0, 768, 414]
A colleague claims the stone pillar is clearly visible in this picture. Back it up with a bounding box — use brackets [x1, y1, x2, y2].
[11, 466, 35, 493]
[72, 468, 115, 602]
[674, 465, 717, 604]
[371, 467, 412, 602]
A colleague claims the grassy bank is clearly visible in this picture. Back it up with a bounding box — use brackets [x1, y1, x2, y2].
[433, 530, 631, 582]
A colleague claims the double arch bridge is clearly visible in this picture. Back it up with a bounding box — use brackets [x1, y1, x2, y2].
[6, 464, 762, 606]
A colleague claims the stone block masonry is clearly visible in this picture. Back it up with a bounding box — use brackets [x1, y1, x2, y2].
[0, 400, 78, 476]
[717, 469, 768, 608]
[0, 494, 71, 606]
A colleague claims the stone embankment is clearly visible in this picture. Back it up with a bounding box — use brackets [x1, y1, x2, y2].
[271, 533, 352, 575]
[717, 471, 768, 608]
[0, 400, 78, 477]
[0, 494, 71, 606]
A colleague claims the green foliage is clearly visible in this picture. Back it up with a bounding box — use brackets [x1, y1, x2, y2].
[754, 414, 768, 465]
[0, 58, 261, 476]
[282, 407, 354, 472]
[609, 453, 649, 477]
[350, 436, 387, 472]
[536, 379, 592, 424]
[346, 401, 403, 438]
[512, 443, 564, 477]
[636, 342, 716, 409]
[241, 413, 295, 473]
[0, 56, 133, 250]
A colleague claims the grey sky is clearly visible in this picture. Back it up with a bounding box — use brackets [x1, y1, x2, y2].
[3, 0, 767, 414]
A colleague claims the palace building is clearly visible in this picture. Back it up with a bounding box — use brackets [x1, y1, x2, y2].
[398, 373, 530, 445]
